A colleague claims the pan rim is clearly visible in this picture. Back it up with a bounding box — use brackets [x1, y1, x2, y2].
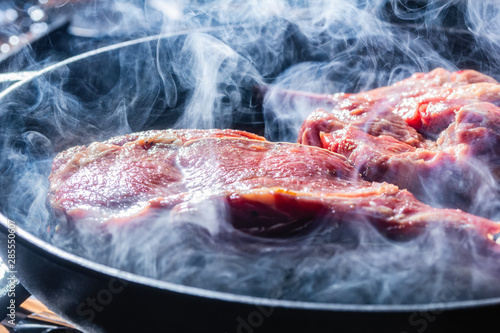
[0, 25, 245, 101]
[2, 212, 500, 313]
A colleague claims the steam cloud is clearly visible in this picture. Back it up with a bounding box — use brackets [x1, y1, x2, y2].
[1, 0, 500, 305]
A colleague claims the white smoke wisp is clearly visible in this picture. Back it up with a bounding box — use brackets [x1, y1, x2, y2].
[173, 32, 260, 129]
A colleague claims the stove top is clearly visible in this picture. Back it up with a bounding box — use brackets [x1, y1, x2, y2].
[1, 297, 81, 333]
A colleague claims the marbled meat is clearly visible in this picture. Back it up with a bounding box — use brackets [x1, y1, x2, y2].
[49, 129, 500, 241]
[299, 69, 500, 213]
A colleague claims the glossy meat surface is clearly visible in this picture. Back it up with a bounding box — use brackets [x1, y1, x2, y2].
[49, 129, 500, 241]
[321, 68, 500, 136]
[299, 69, 500, 213]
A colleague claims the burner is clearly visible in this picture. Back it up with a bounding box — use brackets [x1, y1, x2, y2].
[2, 297, 81, 333]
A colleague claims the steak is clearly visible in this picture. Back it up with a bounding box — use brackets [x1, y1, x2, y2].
[49, 129, 500, 242]
[307, 68, 499, 136]
[298, 69, 500, 214]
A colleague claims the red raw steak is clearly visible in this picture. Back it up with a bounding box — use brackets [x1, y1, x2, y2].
[306, 68, 499, 136]
[299, 69, 500, 213]
[49, 129, 500, 242]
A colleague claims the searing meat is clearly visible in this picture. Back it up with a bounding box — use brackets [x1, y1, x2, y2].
[299, 69, 500, 214]
[304, 68, 499, 136]
[49, 129, 500, 242]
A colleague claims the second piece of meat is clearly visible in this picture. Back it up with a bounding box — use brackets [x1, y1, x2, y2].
[299, 69, 500, 217]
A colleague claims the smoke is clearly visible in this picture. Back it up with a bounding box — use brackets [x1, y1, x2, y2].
[1, 0, 500, 306]
[172, 32, 261, 129]
[45, 210, 500, 304]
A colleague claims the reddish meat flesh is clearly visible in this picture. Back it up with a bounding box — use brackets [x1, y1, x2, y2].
[299, 68, 499, 137]
[298, 68, 500, 212]
[437, 102, 500, 164]
[321, 68, 500, 135]
[49, 129, 500, 241]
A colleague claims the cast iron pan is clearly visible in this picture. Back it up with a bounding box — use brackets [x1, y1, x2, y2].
[0, 20, 499, 333]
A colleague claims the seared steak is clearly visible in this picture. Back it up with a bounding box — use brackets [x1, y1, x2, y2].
[49, 129, 500, 241]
